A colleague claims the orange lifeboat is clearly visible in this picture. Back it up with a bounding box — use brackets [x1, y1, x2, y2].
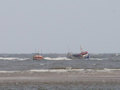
[33, 55, 44, 60]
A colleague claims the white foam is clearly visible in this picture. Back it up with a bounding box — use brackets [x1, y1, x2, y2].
[0, 57, 29, 61]
[44, 57, 72, 60]
[103, 68, 120, 72]
[39, 63, 44, 65]
[0, 69, 120, 73]
[25, 69, 120, 72]
[29, 69, 67, 72]
[89, 58, 108, 60]
[0, 71, 19, 73]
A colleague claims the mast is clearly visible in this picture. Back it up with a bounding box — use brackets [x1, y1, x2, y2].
[80, 45, 83, 52]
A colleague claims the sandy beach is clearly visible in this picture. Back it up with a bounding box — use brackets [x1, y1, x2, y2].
[0, 69, 120, 85]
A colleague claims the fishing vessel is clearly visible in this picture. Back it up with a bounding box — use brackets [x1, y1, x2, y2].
[33, 53, 44, 60]
[67, 46, 89, 59]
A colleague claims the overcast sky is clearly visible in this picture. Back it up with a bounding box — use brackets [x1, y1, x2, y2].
[0, 0, 120, 53]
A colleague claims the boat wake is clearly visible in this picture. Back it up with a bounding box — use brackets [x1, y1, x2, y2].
[44, 57, 72, 60]
[0, 57, 29, 61]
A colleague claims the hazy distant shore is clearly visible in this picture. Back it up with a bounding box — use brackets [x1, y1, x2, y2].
[0, 69, 120, 85]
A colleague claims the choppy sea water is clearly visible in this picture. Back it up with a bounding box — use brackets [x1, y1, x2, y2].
[0, 53, 120, 71]
[1, 84, 120, 90]
[0, 53, 120, 90]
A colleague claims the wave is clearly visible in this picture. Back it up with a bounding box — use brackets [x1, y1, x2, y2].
[89, 58, 108, 60]
[29, 68, 120, 72]
[44, 57, 72, 60]
[44, 57, 107, 61]
[0, 57, 29, 61]
[0, 68, 120, 73]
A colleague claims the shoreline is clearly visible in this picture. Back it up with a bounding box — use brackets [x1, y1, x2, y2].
[0, 69, 120, 85]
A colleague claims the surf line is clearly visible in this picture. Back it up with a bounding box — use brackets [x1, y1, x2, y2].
[0, 69, 120, 73]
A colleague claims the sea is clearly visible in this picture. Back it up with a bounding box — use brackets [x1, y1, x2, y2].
[0, 53, 120, 90]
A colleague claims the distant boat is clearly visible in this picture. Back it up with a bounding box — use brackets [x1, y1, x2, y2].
[33, 53, 44, 60]
[67, 46, 89, 59]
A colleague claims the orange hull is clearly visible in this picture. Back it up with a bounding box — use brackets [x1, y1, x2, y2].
[33, 55, 44, 60]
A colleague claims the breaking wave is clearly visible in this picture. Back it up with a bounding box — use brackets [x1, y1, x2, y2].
[44, 57, 72, 60]
[0, 57, 29, 61]
[44, 57, 108, 61]
[89, 58, 108, 60]
[0, 68, 120, 73]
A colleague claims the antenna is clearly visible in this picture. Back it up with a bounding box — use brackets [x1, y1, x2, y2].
[67, 42, 71, 53]
[38, 49, 40, 55]
[80, 45, 83, 52]
[41, 49, 42, 55]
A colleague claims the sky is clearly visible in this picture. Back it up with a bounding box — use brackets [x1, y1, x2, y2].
[0, 0, 120, 53]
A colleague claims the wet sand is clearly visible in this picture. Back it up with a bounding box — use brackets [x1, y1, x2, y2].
[0, 69, 120, 85]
